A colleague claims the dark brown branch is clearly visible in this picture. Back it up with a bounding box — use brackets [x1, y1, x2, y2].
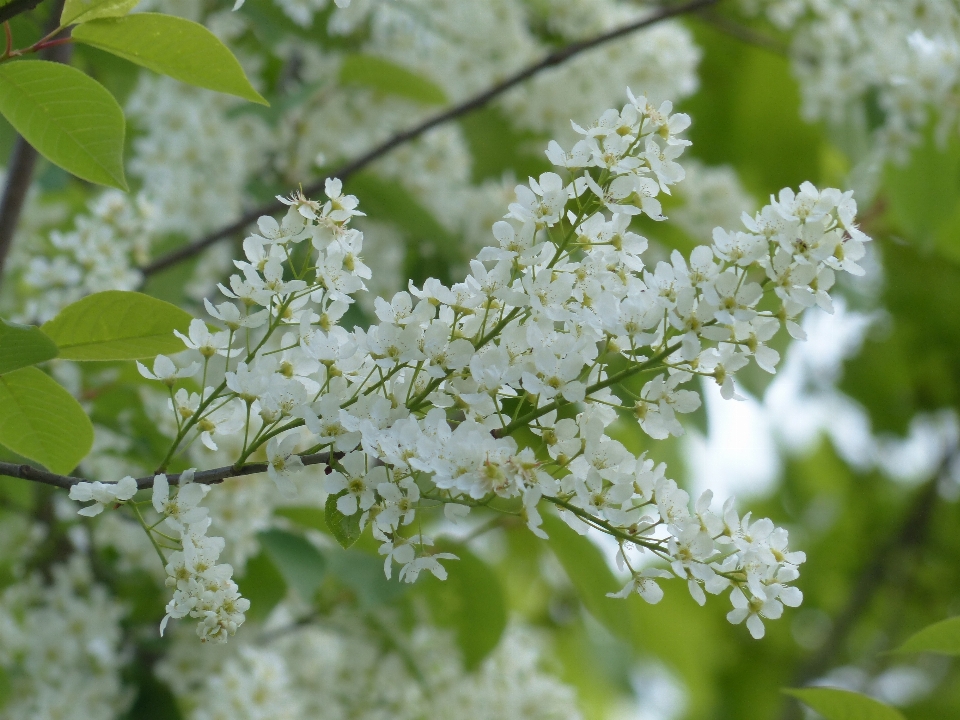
[140, 0, 719, 278]
[0, 137, 39, 280]
[0, 451, 332, 491]
[0, 0, 69, 287]
[0, 0, 47, 25]
[777, 463, 946, 720]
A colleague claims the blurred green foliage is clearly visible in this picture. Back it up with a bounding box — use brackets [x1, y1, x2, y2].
[0, 3, 958, 720]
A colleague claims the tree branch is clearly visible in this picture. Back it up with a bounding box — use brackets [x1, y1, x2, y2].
[0, 0, 69, 287]
[0, 0, 47, 25]
[695, 8, 789, 56]
[139, 0, 719, 278]
[0, 451, 333, 491]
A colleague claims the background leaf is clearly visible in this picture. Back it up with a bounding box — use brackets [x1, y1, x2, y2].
[41, 290, 192, 361]
[0, 60, 126, 189]
[895, 616, 960, 656]
[257, 529, 326, 602]
[0, 318, 58, 374]
[783, 687, 906, 720]
[72, 14, 267, 105]
[325, 492, 363, 549]
[541, 513, 631, 639]
[418, 540, 507, 669]
[236, 550, 287, 622]
[339, 54, 447, 105]
[61, 0, 139, 25]
[0, 367, 93, 474]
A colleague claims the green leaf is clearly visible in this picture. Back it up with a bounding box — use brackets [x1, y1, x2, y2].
[541, 513, 630, 639]
[236, 550, 287, 622]
[0, 60, 126, 189]
[257, 529, 326, 602]
[782, 688, 905, 720]
[326, 549, 406, 608]
[325, 492, 363, 549]
[275, 505, 329, 533]
[419, 540, 506, 669]
[895, 616, 960, 656]
[339, 54, 447, 105]
[0, 319, 58, 374]
[61, 0, 139, 25]
[0, 367, 93, 474]
[72, 14, 267, 105]
[41, 290, 193, 361]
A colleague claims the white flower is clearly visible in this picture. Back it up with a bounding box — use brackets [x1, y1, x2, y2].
[325, 451, 382, 516]
[137, 354, 199, 387]
[608, 568, 673, 604]
[152, 469, 209, 527]
[174, 318, 231, 358]
[265, 435, 304, 497]
[726, 586, 783, 639]
[69, 476, 138, 516]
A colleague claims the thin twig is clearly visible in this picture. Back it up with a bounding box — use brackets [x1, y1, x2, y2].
[696, 8, 789, 56]
[777, 458, 948, 720]
[0, 451, 333, 491]
[139, 0, 719, 278]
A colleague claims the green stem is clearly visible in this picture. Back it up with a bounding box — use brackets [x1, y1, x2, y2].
[132, 503, 168, 567]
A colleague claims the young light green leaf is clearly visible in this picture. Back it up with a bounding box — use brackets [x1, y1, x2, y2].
[61, 0, 139, 25]
[340, 54, 447, 105]
[325, 492, 363, 549]
[0, 319, 58, 375]
[257, 529, 326, 602]
[418, 540, 506, 669]
[0, 60, 126, 189]
[782, 688, 905, 720]
[0, 367, 93, 474]
[72, 14, 267, 105]
[895, 616, 960, 655]
[41, 290, 193, 361]
[541, 513, 631, 639]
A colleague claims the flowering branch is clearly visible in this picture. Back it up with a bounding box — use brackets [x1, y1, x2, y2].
[47, 85, 872, 645]
[139, 0, 719, 278]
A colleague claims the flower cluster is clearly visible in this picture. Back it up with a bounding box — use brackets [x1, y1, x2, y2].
[152, 471, 251, 643]
[125, 89, 871, 640]
[157, 618, 581, 720]
[0, 557, 130, 720]
[18, 191, 156, 323]
[745, 0, 960, 165]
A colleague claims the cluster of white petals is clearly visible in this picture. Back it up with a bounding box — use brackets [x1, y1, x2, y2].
[746, 0, 960, 165]
[153, 471, 251, 643]
[158, 618, 581, 720]
[18, 191, 155, 323]
[69, 475, 139, 517]
[0, 558, 130, 720]
[130, 90, 871, 639]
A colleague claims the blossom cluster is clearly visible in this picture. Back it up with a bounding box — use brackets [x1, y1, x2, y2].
[745, 0, 960, 166]
[121, 89, 871, 641]
[153, 471, 251, 643]
[0, 557, 130, 720]
[158, 617, 581, 720]
[17, 191, 156, 323]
